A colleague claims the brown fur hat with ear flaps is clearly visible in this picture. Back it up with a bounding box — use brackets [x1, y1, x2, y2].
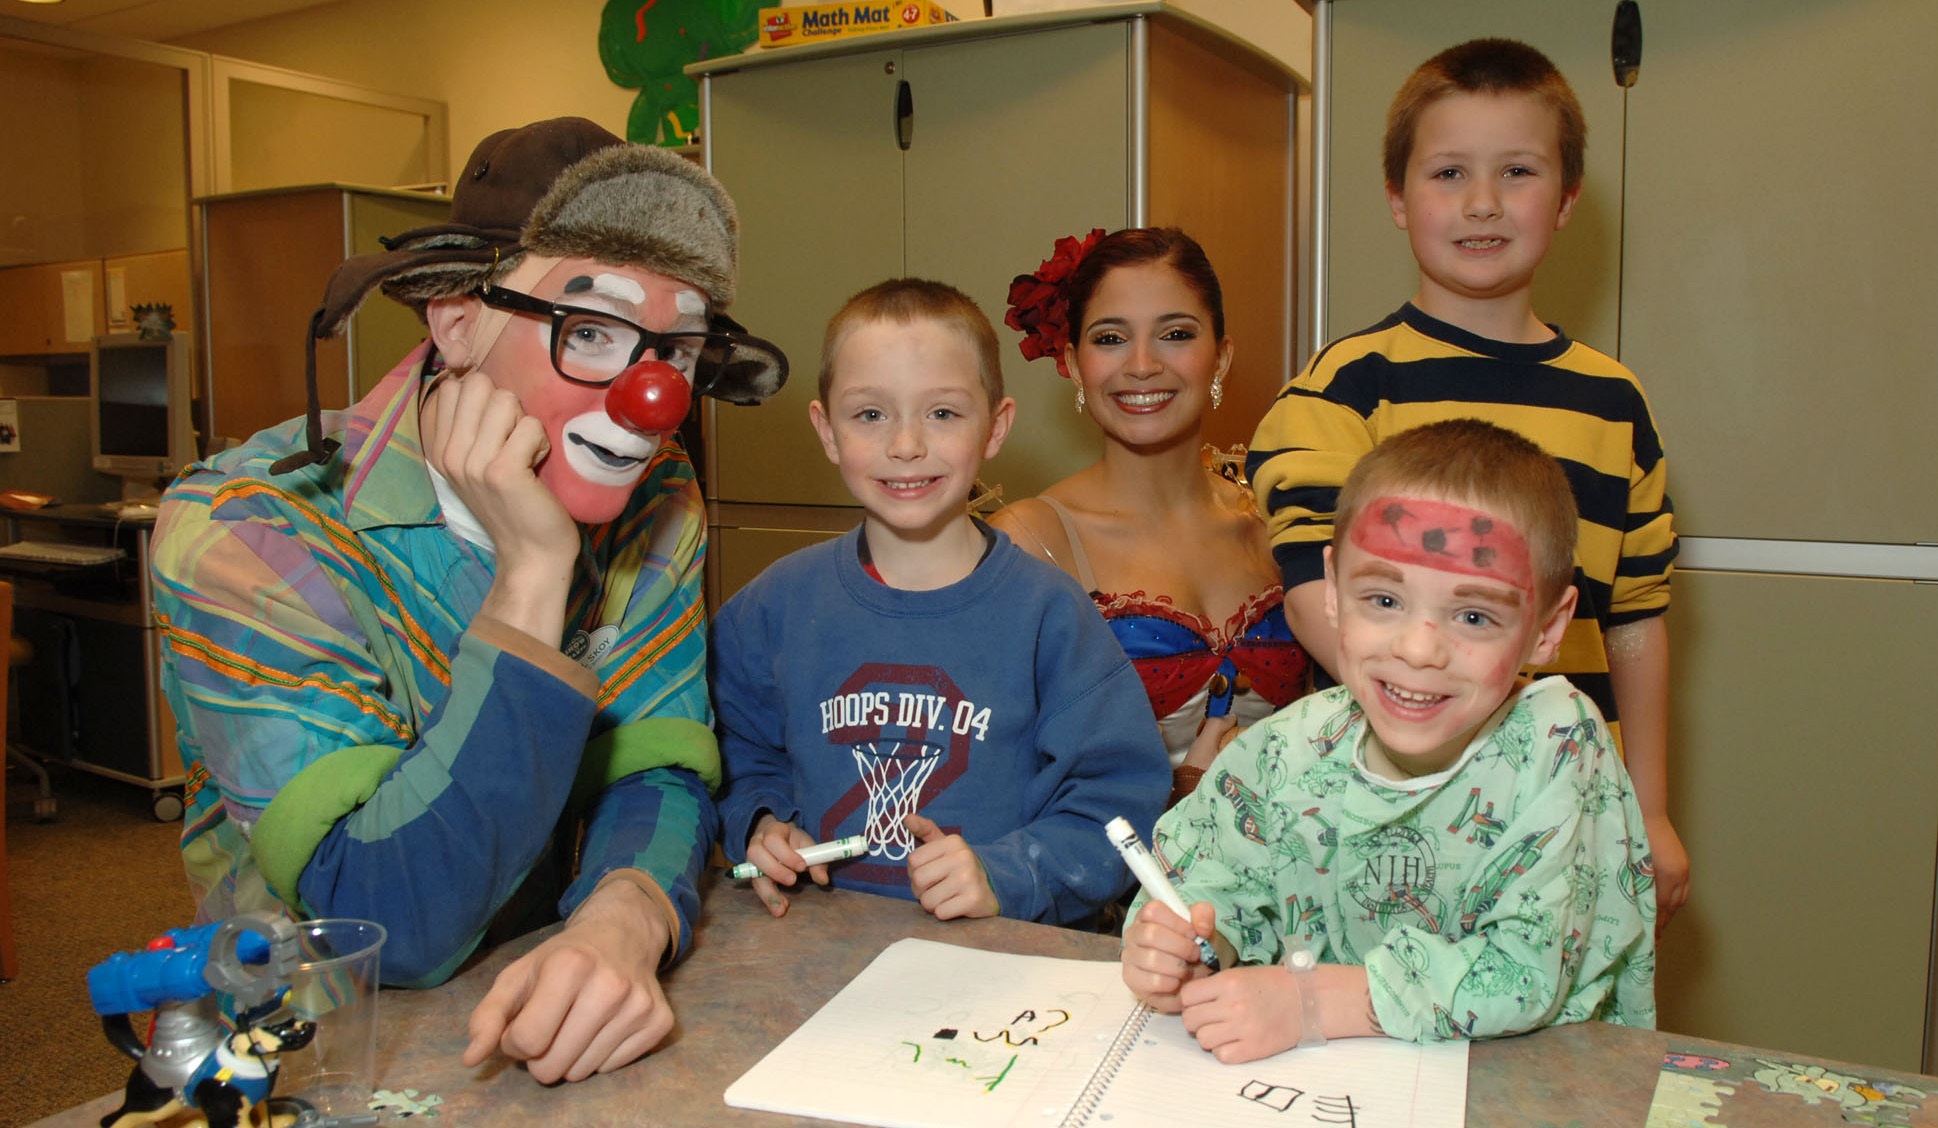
[519, 142, 738, 309]
[317, 117, 738, 335]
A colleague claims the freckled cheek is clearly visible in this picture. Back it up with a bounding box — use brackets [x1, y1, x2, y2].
[1485, 653, 1522, 683]
[1336, 619, 1377, 655]
[1446, 640, 1519, 684]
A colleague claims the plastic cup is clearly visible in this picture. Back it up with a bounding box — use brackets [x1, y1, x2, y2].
[272, 918, 386, 1117]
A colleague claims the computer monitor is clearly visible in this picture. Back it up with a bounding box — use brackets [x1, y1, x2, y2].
[89, 332, 197, 497]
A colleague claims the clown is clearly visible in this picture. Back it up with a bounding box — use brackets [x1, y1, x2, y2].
[150, 118, 785, 1084]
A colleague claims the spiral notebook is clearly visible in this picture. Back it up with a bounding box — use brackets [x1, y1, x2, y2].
[724, 938, 1468, 1128]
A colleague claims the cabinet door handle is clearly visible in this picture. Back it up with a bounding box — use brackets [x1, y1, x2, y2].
[1612, 0, 1642, 87]
[895, 79, 914, 151]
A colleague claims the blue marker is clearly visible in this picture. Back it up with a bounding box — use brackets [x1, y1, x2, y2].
[729, 834, 869, 880]
[1106, 816, 1221, 972]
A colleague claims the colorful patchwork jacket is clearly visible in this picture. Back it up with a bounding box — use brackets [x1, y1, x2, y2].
[151, 344, 718, 986]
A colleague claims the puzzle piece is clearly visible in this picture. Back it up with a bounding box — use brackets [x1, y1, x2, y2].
[370, 1088, 445, 1118]
[1644, 1071, 1733, 1128]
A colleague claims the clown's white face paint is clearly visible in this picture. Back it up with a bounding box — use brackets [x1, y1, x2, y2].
[476, 257, 706, 524]
[558, 408, 658, 485]
[581, 273, 647, 306]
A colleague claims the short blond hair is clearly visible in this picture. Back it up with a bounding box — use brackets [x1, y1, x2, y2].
[1335, 419, 1578, 608]
[818, 279, 1003, 407]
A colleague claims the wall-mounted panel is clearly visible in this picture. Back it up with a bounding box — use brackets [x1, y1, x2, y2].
[200, 185, 446, 446]
[1660, 567, 1938, 1072]
[705, 49, 905, 508]
[1620, 0, 1938, 544]
[0, 38, 190, 268]
[1148, 18, 1294, 444]
[227, 80, 436, 193]
[901, 21, 1125, 496]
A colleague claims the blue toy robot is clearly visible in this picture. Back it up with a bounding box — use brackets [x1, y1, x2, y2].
[86, 913, 371, 1128]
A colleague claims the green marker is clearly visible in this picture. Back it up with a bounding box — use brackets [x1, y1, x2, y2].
[729, 834, 870, 880]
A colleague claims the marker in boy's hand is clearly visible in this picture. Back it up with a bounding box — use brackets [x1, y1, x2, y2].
[1120, 897, 1223, 1013]
[743, 814, 835, 917]
[729, 834, 868, 880]
[905, 814, 1000, 921]
[1124, 891, 1376, 1061]
[1106, 817, 1220, 972]
[1177, 959, 1349, 1064]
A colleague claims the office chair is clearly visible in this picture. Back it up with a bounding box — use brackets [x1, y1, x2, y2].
[4, 607, 53, 823]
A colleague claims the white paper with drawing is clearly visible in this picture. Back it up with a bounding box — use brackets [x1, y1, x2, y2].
[724, 938, 1468, 1128]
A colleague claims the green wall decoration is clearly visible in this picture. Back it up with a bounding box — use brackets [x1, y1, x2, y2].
[600, 0, 766, 147]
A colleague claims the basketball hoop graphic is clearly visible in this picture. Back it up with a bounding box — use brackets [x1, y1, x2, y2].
[851, 739, 945, 860]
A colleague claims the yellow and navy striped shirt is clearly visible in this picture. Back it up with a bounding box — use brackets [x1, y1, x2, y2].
[1246, 304, 1676, 726]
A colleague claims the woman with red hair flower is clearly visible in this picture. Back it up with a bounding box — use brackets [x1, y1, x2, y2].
[994, 227, 1310, 807]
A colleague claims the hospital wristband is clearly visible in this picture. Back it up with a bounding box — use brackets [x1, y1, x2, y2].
[1285, 948, 1326, 1048]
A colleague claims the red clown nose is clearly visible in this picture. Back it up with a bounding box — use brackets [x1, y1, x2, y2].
[604, 360, 691, 436]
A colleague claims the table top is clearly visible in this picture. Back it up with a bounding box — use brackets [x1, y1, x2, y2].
[36, 882, 1938, 1127]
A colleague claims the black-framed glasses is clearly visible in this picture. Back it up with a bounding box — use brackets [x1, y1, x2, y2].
[476, 285, 787, 400]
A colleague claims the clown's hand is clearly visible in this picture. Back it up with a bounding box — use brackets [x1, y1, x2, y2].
[421, 369, 577, 645]
[462, 875, 675, 1083]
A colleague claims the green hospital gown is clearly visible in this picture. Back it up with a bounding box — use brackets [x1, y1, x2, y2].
[1144, 676, 1655, 1041]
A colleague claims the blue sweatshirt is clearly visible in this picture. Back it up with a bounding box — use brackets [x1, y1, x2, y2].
[713, 525, 1169, 925]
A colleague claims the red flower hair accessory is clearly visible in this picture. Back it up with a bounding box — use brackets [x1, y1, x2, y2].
[1005, 227, 1107, 380]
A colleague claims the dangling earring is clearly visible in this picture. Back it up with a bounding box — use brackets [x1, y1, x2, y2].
[1210, 374, 1224, 410]
[1075, 384, 1086, 413]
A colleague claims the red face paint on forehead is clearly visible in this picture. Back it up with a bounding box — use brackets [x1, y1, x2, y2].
[1350, 495, 1535, 593]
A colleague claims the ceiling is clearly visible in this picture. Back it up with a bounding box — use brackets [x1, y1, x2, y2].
[2, 0, 339, 43]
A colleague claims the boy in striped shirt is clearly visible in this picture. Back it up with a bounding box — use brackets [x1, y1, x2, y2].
[1247, 39, 1686, 930]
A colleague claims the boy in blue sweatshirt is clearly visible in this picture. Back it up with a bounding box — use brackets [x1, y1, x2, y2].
[713, 279, 1169, 925]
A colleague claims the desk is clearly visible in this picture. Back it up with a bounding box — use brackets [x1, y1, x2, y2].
[31, 886, 1938, 1126]
[1, 503, 182, 818]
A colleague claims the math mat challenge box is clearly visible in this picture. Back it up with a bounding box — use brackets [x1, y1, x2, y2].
[758, 2, 957, 48]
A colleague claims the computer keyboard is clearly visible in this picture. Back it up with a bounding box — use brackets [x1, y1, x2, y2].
[0, 540, 125, 566]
